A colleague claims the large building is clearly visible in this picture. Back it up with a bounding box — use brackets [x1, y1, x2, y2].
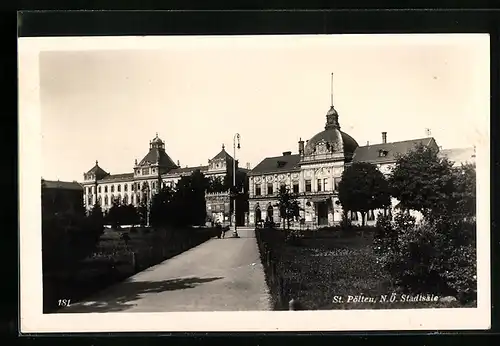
[247, 100, 476, 228]
[81, 134, 248, 224]
[41, 179, 84, 215]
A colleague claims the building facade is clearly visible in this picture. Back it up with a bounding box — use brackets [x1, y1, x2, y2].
[41, 179, 84, 216]
[247, 101, 476, 228]
[81, 134, 248, 224]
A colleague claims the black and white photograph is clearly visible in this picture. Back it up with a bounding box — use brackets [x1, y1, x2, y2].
[19, 34, 490, 332]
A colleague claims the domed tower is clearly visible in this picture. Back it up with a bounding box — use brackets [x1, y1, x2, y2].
[134, 133, 178, 192]
[301, 74, 358, 163]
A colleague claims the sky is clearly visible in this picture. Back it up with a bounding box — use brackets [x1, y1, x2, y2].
[27, 34, 489, 182]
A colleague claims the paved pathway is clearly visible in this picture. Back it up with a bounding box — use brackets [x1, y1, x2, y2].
[60, 227, 272, 313]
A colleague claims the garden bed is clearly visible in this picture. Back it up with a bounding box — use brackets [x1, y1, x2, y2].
[256, 227, 475, 310]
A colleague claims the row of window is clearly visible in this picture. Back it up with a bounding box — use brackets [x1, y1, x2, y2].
[253, 178, 341, 196]
[86, 181, 165, 195]
[348, 210, 392, 221]
[135, 167, 158, 176]
[87, 193, 148, 207]
[255, 207, 385, 222]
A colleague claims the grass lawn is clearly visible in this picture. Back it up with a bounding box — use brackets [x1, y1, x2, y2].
[258, 228, 475, 310]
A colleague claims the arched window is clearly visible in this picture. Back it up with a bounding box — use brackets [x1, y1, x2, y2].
[97, 196, 102, 204]
[117, 184, 121, 192]
[350, 211, 358, 221]
[111, 185, 115, 193]
[123, 194, 128, 204]
[104, 186, 108, 193]
[104, 195, 109, 206]
[367, 210, 375, 221]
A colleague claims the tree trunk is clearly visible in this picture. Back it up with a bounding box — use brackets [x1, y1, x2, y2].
[361, 212, 366, 227]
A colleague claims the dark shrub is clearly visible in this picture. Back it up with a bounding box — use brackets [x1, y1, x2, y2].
[264, 220, 276, 229]
[374, 211, 476, 302]
[284, 230, 303, 246]
[42, 203, 104, 273]
[120, 232, 131, 245]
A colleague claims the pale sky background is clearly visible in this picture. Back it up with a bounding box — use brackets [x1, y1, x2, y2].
[34, 35, 489, 182]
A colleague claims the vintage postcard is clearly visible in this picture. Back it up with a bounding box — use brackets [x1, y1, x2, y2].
[19, 34, 490, 333]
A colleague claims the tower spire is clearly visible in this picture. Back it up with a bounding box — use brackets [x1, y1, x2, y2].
[330, 72, 334, 107]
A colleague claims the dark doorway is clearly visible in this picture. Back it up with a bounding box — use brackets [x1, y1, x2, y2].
[267, 205, 274, 222]
[255, 206, 261, 222]
[317, 202, 328, 226]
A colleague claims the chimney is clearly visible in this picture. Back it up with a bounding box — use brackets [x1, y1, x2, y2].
[246, 162, 251, 170]
[367, 141, 370, 146]
[298, 138, 305, 155]
[282, 151, 292, 156]
[177, 160, 180, 166]
[382, 132, 387, 144]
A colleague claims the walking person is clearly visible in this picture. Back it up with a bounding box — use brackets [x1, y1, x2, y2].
[220, 221, 225, 239]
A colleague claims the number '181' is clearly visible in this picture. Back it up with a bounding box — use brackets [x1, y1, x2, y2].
[58, 299, 71, 307]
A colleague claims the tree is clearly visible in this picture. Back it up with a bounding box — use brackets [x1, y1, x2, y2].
[375, 210, 476, 302]
[122, 204, 140, 226]
[137, 201, 148, 227]
[149, 185, 176, 228]
[207, 176, 226, 193]
[176, 170, 209, 226]
[450, 163, 476, 220]
[223, 169, 247, 194]
[106, 200, 123, 229]
[42, 190, 104, 273]
[389, 143, 455, 218]
[375, 147, 477, 302]
[164, 170, 209, 227]
[275, 185, 302, 231]
[88, 202, 105, 232]
[338, 162, 391, 226]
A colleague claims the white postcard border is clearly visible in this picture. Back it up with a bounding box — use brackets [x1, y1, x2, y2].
[19, 34, 491, 333]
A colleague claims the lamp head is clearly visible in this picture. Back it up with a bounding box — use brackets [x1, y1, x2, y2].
[237, 143, 241, 149]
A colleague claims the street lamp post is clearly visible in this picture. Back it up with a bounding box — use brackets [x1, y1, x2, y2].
[232, 133, 241, 238]
[144, 184, 150, 227]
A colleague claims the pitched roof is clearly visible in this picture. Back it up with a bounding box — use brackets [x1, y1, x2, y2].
[41, 179, 83, 191]
[86, 162, 109, 177]
[249, 154, 301, 175]
[352, 137, 437, 164]
[100, 173, 134, 182]
[438, 147, 476, 166]
[165, 165, 209, 176]
[211, 147, 234, 162]
[138, 148, 178, 170]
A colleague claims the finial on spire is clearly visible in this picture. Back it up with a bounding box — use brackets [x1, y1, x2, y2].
[222, 143, 225, 150]
[330, 72, 334, 107]
[95, 160, 98, 165]
[156, 132, 158, 137]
